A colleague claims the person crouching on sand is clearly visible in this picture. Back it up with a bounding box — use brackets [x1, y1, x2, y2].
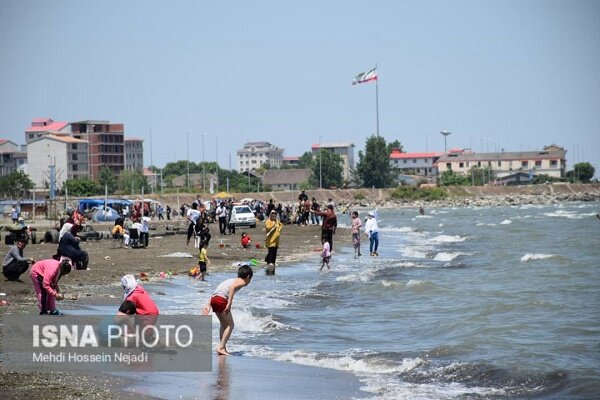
[203, 266, 253, 355]
[30, 258, 72, 315]
[241, 232, 252, 249]
[121, 274, 159, 315]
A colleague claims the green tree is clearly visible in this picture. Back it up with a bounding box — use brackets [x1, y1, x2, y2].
[117, 170, 149, 194]
[467, 166, 496, 186]
[313, 150, 344, 188]
[566, 162, 595, 183]
[98, 167, 118, 194]
[298, 151, 314, 169]
[355, 135, 395, 188]
[387, 139, 404, 154]
[0, 171, 34, 198]
[439, 170, 470, 186]
[63, 177, 97, 197]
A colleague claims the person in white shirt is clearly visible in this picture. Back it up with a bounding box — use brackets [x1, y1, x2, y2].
[186, 202, 201, 246]
[216, 202, 228, 235]
[364, 211, 379, 256]
[139, 212, 151, 248]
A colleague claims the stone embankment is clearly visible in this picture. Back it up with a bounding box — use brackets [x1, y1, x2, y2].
[144, 183, 600, 211]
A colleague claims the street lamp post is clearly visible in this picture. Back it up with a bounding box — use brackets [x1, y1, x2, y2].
[318, 136, 322, 189]
[441, 130, 451, 152]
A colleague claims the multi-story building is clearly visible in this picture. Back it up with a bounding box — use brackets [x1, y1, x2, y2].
[434, 145, 567, 178]
[281, 156, 300, 168]
[70, 120, 125, 180]
[311, 142, 355, 181]
[389, 149, 441, 178]
[27, 135, 89, 189]
[24, 118, 69, 143]
[0, 140, 27, 176]
[125, 138, 144, 171]
[237, 142, 284, 172]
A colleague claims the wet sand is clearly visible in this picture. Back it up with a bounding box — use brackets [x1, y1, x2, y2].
[0, 218, 354, 399]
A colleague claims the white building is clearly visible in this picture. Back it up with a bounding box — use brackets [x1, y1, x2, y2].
[125, 138, 144, 171]
[435, 145, 567, 178]
[311, 142, 355, 181]
[389, 149, 441, 178]
[237, 142, 284, 172]
[27, 135, 89, 189]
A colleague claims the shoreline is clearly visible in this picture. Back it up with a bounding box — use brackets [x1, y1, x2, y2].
[0, 222, 354, 399]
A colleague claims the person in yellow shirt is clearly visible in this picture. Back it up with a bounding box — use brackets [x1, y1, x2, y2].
[264, 210, 282, 267]
[197, 242, 210, 281]
[111, 224, 130, 248]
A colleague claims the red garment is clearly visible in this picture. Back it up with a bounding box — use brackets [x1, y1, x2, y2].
[30, 259, 61, 297]
[210, 295, 228, 313]
[241, 235, 251, 248]
[126, 286, 159, 315]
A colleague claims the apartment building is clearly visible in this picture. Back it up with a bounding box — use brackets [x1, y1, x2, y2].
[0, 140, 27, 176]
[27, 135, 89, 189]
[125, 138, 144, 171]
[237, 142, 284, 172]
[70, 120, 125, 180]
[24, 118, 69, 143]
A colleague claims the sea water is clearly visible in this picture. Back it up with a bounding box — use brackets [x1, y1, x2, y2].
[150, 202, 600, 399]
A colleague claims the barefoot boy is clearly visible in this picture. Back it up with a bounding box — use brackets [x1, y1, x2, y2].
[203, 265, 253, 355]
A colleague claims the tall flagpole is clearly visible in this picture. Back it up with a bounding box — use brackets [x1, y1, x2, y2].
[375, 63, 380, 136]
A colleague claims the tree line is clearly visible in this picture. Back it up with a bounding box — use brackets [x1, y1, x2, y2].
[0, 135, 596, 198]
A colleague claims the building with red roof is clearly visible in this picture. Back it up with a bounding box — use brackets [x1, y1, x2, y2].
[389, 148, 442, 179]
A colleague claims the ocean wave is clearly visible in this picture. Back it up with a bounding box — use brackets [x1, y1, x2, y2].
[476, 222, 497, 227]
[543, 210, 596, 219]
[500, 219, 512, 225]
[433, 252, 464, 262]
[520, 253, 557, 262]
[233, 308, 297, 333]
[379, 226, 417, 233]
[398, 248, 428, 259]
[429, 234, 467, 243]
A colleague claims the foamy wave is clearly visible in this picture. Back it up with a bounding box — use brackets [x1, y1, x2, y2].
[520, 253, 556, 262]
[429, 235, 467, 243]
[500, 219, 512, 225]
[393, 261, 416, 268]
[233, 309, 296, 333]
[406, 279, 427, 287]
[433, 252, 463, 262]
[272, 349, 424, 375]
[543, 210, 595, 219]
[476, 222, 496, 227]
[379, 226, 416, 233]
[381, 280, 402, 287]
[399, 248, 428, 259]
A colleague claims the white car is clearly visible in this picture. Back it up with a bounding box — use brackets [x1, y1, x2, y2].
[230, 205, 256, 228]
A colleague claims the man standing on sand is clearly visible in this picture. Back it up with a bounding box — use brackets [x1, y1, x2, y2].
[312, 204, 337, 251]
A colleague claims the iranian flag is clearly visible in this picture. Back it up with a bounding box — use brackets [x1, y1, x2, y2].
[352, 67, 377, 85]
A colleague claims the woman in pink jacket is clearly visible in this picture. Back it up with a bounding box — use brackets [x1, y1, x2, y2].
[30, 258, 71, 315]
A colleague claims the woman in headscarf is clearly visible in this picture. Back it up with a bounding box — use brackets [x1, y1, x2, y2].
[56, 223, 89, 270]
[30, 258, 72, 315]
[121, 274, 159, 315]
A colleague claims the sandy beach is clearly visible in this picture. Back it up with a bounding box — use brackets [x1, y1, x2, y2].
[0, 218, 355, 399]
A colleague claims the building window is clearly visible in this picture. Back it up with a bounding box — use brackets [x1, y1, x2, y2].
[550, 160, 557, 167]
[446, 163, 451, 170]
[498, 161, 501, 167]
[413, 159, 417, 163]
[477, 161, 481, 167]
[521, 161, 528, 168]
[535, 160, 542, 167]
[72, 144, 78, 150]
[72, 164, 78, 171]
[403, 160, 407, 164]
[72, 154, 78, 161]
[459, 162, 464, 168]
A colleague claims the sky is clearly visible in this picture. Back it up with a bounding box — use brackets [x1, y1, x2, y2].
[1, 0, 599, 176]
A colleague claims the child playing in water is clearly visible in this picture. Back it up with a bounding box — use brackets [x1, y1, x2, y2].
[203, 265, 253, 355]
[320, 237, 331, 271]
[240, 232, 252, 249]
[350, 210, 362, 257]
[197, 242, 210, 281]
